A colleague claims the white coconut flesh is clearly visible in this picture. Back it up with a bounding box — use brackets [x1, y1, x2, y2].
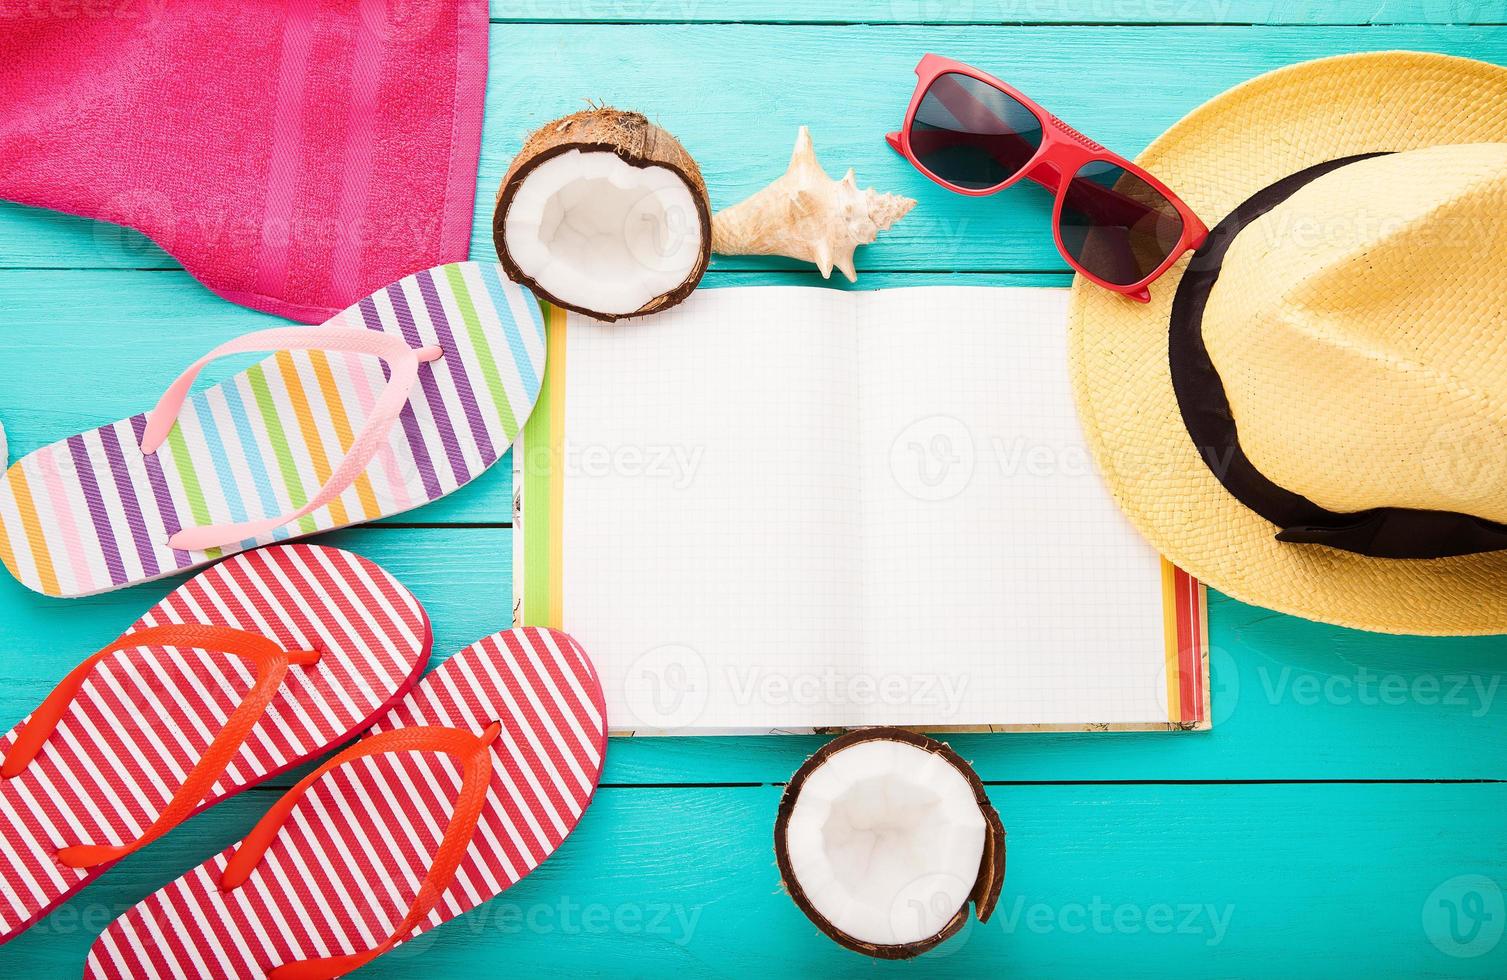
[503, 149, 704, 317]
[783, 739, 987, 947]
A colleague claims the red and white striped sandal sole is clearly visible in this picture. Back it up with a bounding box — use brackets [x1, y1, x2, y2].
[0, 544, 432, 945]
[85, 627, 607, 979]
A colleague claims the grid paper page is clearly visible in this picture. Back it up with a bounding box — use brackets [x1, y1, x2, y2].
[560, 288, 866, 731]
[558, 286, 1171, 732]
[855, 287, 1168, 726]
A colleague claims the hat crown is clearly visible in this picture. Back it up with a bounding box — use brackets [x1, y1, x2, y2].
[1203, 143, 1507, 522]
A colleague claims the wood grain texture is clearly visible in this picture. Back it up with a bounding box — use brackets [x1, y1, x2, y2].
[2, 6, 1506, 976]
[0, 784, 1503, 976]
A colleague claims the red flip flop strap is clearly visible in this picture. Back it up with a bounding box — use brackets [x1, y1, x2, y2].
[220, 722, 501, 980]
[1, 623, 320, 868]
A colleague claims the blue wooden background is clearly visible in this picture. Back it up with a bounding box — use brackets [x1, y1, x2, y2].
[3, 2, 1507, 976]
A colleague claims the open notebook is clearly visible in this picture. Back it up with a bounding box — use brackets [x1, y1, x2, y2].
[514, 286, 1208, 735]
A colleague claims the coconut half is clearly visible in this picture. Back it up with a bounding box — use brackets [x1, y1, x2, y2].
[494, 108, 711, 322]
[775, 728, 1005, 959]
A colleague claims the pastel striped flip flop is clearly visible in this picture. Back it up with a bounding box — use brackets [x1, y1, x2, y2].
[0, 543, 431, 945]
[85, 627, 607, 980]
[0, 261, 544, 598]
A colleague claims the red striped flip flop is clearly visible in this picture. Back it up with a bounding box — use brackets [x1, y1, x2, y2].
[85, 627, 607, 979]
[0, 543, 431, 944]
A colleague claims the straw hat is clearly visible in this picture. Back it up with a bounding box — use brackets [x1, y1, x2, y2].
[1068, 52, 1507, 635]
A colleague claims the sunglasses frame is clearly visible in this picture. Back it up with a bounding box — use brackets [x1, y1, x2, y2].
[886, 53, 1208, 302]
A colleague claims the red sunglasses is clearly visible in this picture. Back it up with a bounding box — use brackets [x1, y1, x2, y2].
[887, 54, 1208, 301]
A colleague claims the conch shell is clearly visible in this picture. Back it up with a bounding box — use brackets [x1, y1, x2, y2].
[711, 127, 915, 282]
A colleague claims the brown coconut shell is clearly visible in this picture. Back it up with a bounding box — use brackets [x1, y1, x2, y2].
[492, 107, 712, 322]
[773, 727, 1006, 960]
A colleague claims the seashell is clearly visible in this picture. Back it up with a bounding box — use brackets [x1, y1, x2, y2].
[711, 127, 915, 282]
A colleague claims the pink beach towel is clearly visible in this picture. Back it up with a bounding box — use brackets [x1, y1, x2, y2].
[0, 1, 489, 323]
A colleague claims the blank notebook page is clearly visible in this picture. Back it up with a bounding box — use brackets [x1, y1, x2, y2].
[854, 287, 1166, 726]
[560, 288, 864, 731]
[558, 286, 1169, 732]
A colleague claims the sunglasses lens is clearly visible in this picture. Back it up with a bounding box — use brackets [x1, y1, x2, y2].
[1058, 161, 1185, 286]
[911, 72, 1043, 190]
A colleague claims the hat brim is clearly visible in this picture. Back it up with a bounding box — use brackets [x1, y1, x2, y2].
[1068, 51, 1507, 636]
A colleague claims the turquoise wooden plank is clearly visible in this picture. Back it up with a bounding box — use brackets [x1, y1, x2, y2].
[0, 200, 176, 270]
[0, 783, 1503, 976]
[0, 526, 512, 717]
[1, 522, 1504, 785]
[0, 270, 511, 526]
[4, 25, 1503, 272]
[488, 0, 1506, 25]
[476, 24, 1507, 273]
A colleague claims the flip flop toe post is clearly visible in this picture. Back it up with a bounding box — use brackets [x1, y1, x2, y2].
[0, 543, 431, 944]
[0, 261, 544, 597]
[85, 627, 607, 979]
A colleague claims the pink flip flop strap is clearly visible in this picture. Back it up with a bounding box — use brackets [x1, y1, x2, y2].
[139, 326, 442, 552]
[0, 623, 321, 869]
[219, 721, 502, 980]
